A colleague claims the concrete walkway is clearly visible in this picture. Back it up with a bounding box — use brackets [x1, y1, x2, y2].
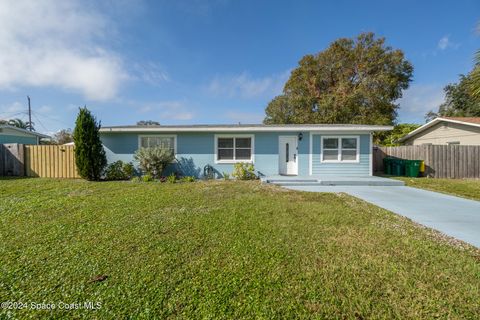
[286, 185, 480, 248]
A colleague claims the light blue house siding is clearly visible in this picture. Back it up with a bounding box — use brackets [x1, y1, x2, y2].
[0, 135, 38, 144]
[101, 131, 311, 178]
[311, 134, 371, 176]
[101, 131, 372, 177]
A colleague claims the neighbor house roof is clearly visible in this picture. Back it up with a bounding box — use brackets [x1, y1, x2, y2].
[100, 124, 393, 133]
[398, 117, 480, 143]
[0, 124, 51, 139]
[441, 117, 480, 124]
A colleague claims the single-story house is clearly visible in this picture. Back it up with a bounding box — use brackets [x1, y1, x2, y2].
[0, 125, 50, 145]
[100, 124, 392, 178]
[399, 117, 480, 146]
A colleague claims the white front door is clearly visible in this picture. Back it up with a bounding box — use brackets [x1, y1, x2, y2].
[279, 136, 298, 175]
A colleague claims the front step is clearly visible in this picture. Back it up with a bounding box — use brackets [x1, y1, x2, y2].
[319, 179, 404, 186]
[271, 182, 322, 187]
[263, 177, 404, 187]
[265, 179, 318, 184]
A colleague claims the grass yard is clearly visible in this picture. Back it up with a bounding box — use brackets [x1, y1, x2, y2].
[0, 178, 479, 319]
[395, 177, 480, 201]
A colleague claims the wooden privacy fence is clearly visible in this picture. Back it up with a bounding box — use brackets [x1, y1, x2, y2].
[0, 144, 80, 178]
[0, 144, 24, 176]
[25, 145, 80, 178]
[373, 145, 480, 179]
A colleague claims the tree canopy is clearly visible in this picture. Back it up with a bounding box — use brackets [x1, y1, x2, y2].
[426, 73, 480, 121]
[137, 120, 160, 126]
[264, 32, 413, 125]
[53, 129, 74, 145]
[469, 49, 480, 101]
[0, 118, 35, 130]
[375, 123, 420, 146]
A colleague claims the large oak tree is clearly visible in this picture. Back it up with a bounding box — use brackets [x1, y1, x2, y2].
[264, 33, 413, 125]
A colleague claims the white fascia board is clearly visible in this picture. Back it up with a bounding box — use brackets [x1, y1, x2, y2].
[100, 126, 394, 133]
[436, 117, 480, 128]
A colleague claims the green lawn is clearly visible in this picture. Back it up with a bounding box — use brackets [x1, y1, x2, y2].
[394, 177, 480, 201]
[0, 178, 479, 319]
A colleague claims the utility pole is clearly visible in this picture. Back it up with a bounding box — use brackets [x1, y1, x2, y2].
[27, 96, 32, 131]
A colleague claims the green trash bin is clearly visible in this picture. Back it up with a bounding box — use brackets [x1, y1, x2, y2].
[405, 160, 421, 177]
[392, 159, 405, 176]
[383, 157, 392, 175]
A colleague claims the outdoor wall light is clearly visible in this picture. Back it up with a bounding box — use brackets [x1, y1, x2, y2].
[298, 133, 303, 141]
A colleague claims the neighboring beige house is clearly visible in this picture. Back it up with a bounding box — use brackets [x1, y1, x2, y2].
[399, 117, 480, 146]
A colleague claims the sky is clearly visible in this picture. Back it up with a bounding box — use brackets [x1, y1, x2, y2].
[0, 0, 479, 134]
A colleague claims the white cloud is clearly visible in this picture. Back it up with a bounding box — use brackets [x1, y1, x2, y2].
[0, 101, 25, 115]
[0, 0, 128, 101]
[207, 71, 289, 99]
[132, 62, 170, 86]
[437, 35, 459, 51]
[397, 84, 445, 123]
[136, 100, 195, 121]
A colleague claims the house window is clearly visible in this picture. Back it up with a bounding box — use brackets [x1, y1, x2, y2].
[341, 138, 357, 161]
[138, 135, 176, 156]
[321, 136, 359, 163]
[322, 138, 339, 161]
[215, 135, 253, 163]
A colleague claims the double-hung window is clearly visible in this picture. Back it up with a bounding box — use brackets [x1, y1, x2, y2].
[216, 135, 253, 163]
[138, 135, 176, 156]
[321, 136, 359, 162]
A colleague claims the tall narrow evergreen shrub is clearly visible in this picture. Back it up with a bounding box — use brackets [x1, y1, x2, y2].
[73, 107, 107, 180]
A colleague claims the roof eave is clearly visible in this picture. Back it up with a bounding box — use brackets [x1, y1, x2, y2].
[398, 117, 480, 142]
[100, 125, 393, 133]
[0, 125, 51, 138]
[438, 117, 480, 128]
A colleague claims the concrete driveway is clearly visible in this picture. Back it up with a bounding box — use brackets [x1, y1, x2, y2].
[286, 185, 480, 248]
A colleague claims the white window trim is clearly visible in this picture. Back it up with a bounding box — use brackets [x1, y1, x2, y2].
[369, 133, 373, 176]
[320, 136, 360, 163]
[137, 134, 177, 156]
[214, 134, 255, 164]
[309, 132, 313, 175]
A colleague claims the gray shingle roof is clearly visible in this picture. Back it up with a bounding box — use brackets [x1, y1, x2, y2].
[100, 123, 393, 132]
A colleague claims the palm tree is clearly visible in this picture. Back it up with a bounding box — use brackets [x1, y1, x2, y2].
[7, 118, 28, 129]
[471, 49, 480, 99]
[5, 118, 35, 131]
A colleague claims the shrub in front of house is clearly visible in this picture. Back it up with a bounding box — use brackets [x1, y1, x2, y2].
[180, 176, 195, 183]
[134, 147, 174, 178]
[166, 173, 177, 183]
[222, 172, 230, 180]
[141, 174, 154, 182]
[232, 163, 256, 180]
[105, 161, 134, 180]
